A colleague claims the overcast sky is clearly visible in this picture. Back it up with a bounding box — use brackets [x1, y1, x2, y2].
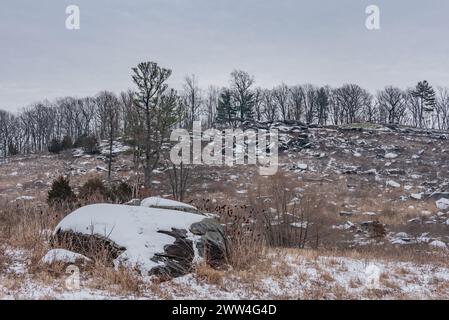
[1, 0, 449, 111]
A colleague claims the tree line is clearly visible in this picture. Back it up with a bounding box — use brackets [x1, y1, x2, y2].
[1, 61, 449, 183]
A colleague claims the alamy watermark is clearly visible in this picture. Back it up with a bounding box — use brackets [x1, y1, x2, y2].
[65, 265, 80, 290]
[65, 5, 80, 30]
[170, 121, 279, 176]
[366, 5, 380, 30]
[65, 4, 380, 31]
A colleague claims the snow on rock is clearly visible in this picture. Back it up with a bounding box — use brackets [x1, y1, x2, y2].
[15, 196, 35, 201]
[41, 249, 91, 264]
[436, 198, 449, 211]
[53, 204, 205, 274]
[140, 197, 198, 213]
[429, 240, 448, 250]
[411, 193, 423, 200]
[386, 180, 401, 188]
[384, 152, 398, 159]
[99, 140, 131, 156]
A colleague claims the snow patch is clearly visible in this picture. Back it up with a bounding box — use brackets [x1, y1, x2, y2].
[41, 249, 91, 264]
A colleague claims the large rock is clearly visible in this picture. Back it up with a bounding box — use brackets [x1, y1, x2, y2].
[49, 203, 226, 279]
[190, 219, 227, 267]
[436, 198, 449, 211]
[240, 120, 310, 151]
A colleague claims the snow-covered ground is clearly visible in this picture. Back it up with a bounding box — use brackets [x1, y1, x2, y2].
[1, 247, 449, 300]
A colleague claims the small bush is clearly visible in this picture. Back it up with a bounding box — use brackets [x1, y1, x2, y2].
[48, 138, 63, 154]
[61, 135, 73, 150]
[75, 135, 99, 154]
[8, 142, 19, 156]
[108, 181, 133, 204]
[47, 176, 76, 207]
[79, 178, 107, 200]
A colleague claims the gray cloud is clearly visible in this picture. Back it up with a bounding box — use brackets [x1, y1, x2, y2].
[1, 0, 449, 111]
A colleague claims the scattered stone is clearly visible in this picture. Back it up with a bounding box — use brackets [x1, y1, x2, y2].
[385, 169, 406, 175]
[297, 163, 308, 170]
[436, 198, 449, 211]
[429, 240, 447, 250]
[385, 152, 398, 159]
[386, 180, 401, 188]
[411, 193, 423, 200]
[408, 218, 422, 224]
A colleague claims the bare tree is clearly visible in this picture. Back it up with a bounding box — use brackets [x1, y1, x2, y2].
[121, 90, 143, 169]
[377, 86, 407, 124]
[261, 89, 277, 122]
[333, 84, 371, 124]
[230, 70, 255, 121]
[303, 84, 317, 124]
[273, 84, 290, 121]
[290, 85, 305, 122]
[253, 87, 264, 122]
[436, 87, 449, 130]
[316, 87, 329, 125]
[203, 86, 219, 128]
[181, 74, 202, 129]
[0, 110, 13, 158]
[96, 91, 120, 180]
[166, 161, 190, 202]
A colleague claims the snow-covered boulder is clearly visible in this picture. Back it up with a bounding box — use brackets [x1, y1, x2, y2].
[411, 193, 423, 200]
[436, 198, 449, 211]
[99, 140, 131, 157]
[15, 196, 35, 201]
[41, 249, 91, 265]
[384, 152, 398, 159]
[141, 197, 199, 214]
[429, 240, 447, 250]
[51, 204, 226, 278]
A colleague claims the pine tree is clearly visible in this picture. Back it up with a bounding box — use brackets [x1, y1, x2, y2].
[411, 80, 436, 127]
[216, 89, 236, 126]
[47, 176, 76, 207]
[48, 138, 62, 154]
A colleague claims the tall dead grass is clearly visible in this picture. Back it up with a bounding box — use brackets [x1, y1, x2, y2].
[0, 199, 64, 264]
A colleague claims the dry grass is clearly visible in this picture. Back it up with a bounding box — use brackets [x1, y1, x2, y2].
[195, 263, 225, 286]
[0, 198, 61, 267]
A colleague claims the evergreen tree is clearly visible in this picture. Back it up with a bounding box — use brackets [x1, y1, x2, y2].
[47, 176, 76, 207]
[8, 142, 19, 156]
[411, 80, 436, 127]
[216, 88, 237, 126]
[61, 135, 73, 150]
[48, 138, 62, 154]
[132, 61, 182, 187]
